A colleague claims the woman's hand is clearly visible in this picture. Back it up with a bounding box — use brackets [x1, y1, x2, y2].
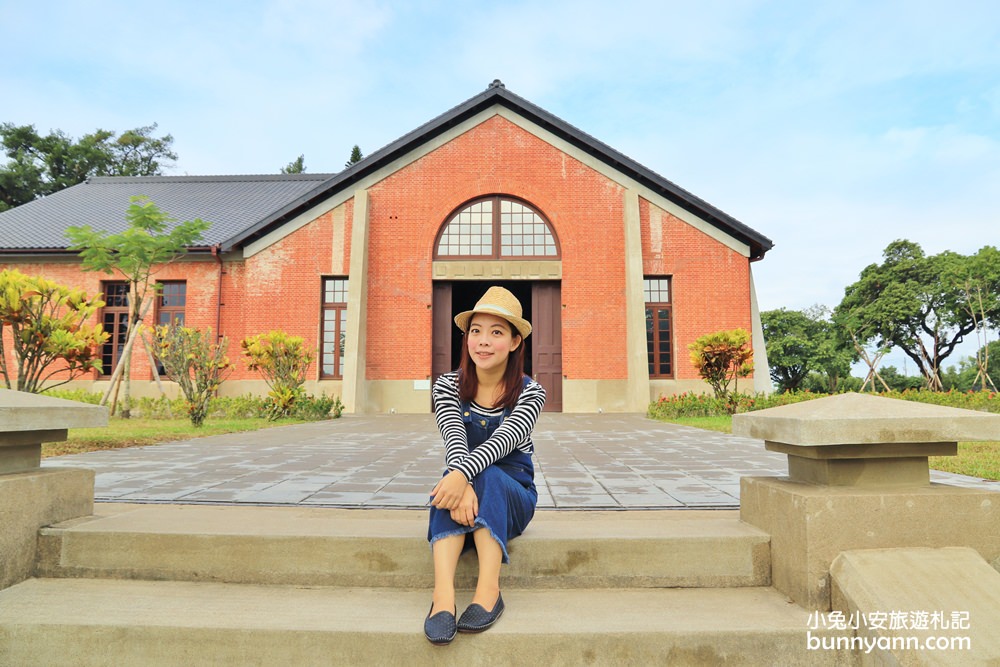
[429, 470, 469, 510]
[450, 484, 479, 526]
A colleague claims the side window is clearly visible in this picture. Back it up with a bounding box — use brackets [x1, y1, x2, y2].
[321, 278, 348, 379]
[156, 281, 186, 327]
[100, 282, 130, 377]
[154, 281, 186, 377]
[644, 277, 673, 378]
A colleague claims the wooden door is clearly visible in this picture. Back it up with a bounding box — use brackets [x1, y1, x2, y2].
[531, 282, 562, 412]
[431, 283, 452, 383]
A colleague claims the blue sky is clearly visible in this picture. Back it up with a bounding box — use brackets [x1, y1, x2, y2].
[2, 0, 998, 371]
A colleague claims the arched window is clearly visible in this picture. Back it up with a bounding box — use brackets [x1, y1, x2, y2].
[435, 196, 559, 259]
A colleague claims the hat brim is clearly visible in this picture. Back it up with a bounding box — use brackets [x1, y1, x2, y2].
[454, 307, 532, 339]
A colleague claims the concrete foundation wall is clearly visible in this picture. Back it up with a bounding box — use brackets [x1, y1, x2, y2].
[0, 468, 94, 590]
[741, 476, 1000, 610]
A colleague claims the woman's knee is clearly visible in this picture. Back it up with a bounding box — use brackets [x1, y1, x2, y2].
[474, 466, 506, 485]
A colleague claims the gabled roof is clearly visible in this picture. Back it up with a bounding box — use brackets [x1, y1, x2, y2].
[0, 81, 773, 259]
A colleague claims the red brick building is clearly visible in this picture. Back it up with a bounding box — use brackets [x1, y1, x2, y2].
[0, 81, 773, 412]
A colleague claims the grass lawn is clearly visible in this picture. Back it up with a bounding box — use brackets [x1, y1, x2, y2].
[660, 416, 734, 433]
[43, 417, 309, 457]
[929, 442, 1000, 480]
[658, 416, 1000, 482]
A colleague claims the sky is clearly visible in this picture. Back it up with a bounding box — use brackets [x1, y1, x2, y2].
[2, 0, 998, 372]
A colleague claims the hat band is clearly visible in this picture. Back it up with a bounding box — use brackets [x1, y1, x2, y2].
[478, 304, 519, 319]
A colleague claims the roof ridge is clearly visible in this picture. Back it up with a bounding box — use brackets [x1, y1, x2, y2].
[86, 174, 336, 185]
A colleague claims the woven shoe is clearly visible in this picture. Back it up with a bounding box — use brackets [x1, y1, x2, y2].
[424, 604, 457, 645]
[457, 593, 505, 633]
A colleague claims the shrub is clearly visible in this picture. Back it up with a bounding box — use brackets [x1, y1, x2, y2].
[0, 269, 108, 393]
[43, 390, 346, 421]
[154, 325, 233, 427]
[242, 331, 314, 420]
[211, 394, 270, 419]
[687, 329, 754, 407]
[293, 394, 344, 421]
[44, 388, 103, 405]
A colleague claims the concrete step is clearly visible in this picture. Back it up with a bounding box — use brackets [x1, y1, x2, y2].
[36, 503, 770, 589]
[832, 547, 1000, 665]
[0, 578, 848, 666]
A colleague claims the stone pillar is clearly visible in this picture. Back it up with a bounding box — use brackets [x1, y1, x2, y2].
[342, 188, 370, 414]
[0, 391, 107, 590]
[622, 188, 650, 412]
[734, 393, 1000, 610]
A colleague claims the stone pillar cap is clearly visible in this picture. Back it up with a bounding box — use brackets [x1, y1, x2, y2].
[0, 390, 108, 432]
[732, 392, 1000, 446]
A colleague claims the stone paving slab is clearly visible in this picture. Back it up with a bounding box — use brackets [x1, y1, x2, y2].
[42, 414, 999, 510]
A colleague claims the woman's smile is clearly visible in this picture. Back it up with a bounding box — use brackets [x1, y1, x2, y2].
[466, 313, 520, 372]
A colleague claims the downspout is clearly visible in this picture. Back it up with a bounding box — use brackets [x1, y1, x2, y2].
[212, 245, 224, 340]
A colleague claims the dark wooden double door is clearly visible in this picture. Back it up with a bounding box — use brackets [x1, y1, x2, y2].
[432, 281, 562, 411]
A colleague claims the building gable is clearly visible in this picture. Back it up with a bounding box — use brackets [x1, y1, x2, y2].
[233, 81, 773, 260]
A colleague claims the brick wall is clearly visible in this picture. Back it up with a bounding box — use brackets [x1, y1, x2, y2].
[0, 259, 221, 382]
[638, 198, 753, 380]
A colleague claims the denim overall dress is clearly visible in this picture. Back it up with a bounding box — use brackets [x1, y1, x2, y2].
[427, 395, 538, 564]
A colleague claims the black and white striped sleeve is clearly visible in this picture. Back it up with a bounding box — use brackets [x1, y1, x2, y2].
[432, 372, 469, 471]
[433, 374, 546, 482]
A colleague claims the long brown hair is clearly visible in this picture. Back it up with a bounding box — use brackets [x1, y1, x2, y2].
[457, 322, 526, 409]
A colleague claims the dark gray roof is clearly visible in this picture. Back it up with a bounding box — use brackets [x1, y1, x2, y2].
[0, 173, 334, 252]
[0, 81, 773, 259]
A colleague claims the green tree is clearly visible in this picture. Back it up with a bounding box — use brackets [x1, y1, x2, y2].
[66, 196, 210, 416]
[153, 324, 233, 427]
[979, 340, 1000, 391]
[761, 308, 822, 392]
[875, 365, 924, 392]
[804, 372, 862, 393]
[0, 122, 176, 211]
[688, 329, 754, 407]
[345, 145, 363, 168]
[941, 341, 1000, 392]
[0, 269, 108, 393]
[102, 124, 176, 177]
[761, 306, 856, 393]
[242, 330, 314, 420]
[835, 240, 1000, 391]
[281, 154, 306, 174]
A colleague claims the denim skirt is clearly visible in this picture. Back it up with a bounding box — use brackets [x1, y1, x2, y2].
[427, 407, 537, 564]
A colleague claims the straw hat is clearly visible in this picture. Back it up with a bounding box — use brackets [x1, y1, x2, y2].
[454, 286, 532, 339]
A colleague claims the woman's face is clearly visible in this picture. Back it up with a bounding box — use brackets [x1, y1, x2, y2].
[466, 313, 522, 373]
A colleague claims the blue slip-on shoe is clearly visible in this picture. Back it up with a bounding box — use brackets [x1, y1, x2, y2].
[424, 604, 457, 645]
[457, 593, 505, 633]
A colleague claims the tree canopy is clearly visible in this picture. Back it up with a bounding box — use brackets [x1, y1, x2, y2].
[762, 306, 855, 393]
[281, 154, 306, 174]
[345, 145, 363, 168]
[0, 122, 176, 211]
[834, 240, 1000, 390]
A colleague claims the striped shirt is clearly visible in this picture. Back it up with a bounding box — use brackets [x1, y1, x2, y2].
[432, 371, 546, 482]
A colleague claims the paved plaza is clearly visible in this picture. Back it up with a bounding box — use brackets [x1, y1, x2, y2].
[43, 413, 998, 510]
